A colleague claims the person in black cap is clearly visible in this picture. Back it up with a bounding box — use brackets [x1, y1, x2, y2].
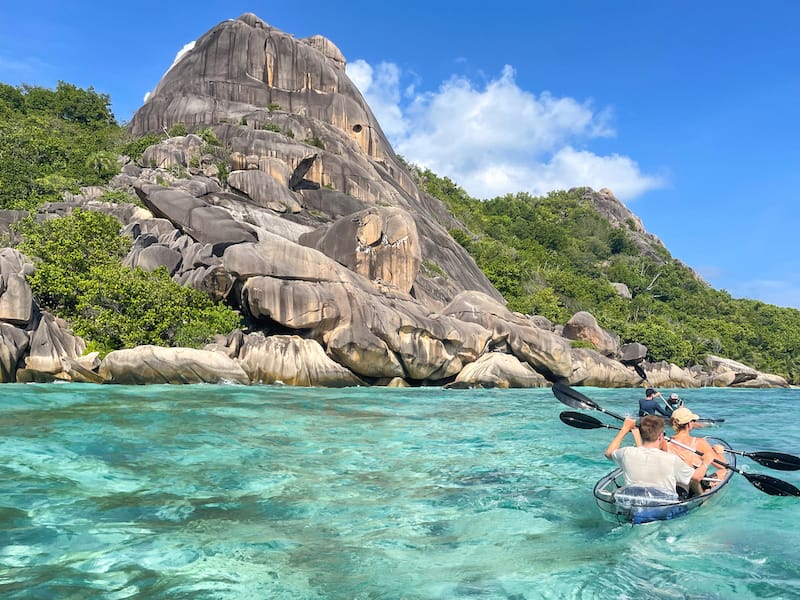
[638, 387, 670, 417]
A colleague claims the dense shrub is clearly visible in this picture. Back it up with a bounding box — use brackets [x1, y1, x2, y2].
[420, 167, 800, 381]
[17, 210, 242, 355]
[0, 82, 121, 209]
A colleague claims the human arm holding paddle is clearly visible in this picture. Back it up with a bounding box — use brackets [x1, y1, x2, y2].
[639, 388, 671, 417]
[604, 417, 639, 459]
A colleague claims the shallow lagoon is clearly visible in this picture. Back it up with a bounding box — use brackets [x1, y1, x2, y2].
[1, 384, 798, 599]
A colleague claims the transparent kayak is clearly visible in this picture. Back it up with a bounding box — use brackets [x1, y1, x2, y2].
[593, 437, 737, 525]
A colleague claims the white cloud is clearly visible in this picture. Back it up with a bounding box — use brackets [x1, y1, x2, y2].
[144, 40, 196, 103]
[346, 60, 666, 201]
[168, 41, 196, 72]
[347, 59, 407, 139]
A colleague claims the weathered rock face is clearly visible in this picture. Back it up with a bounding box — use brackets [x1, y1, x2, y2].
[0, 322, 29, 382]
[0, 13, 787, 390]
[454, 352, 549, 388]
[25, 312, 86, 374]
[130, 13, 391, 162]
[134, 184, 258, 254]
[228, 169, 303, 213]
[299, 206, 421, 294]
[225, 242, 492, 382]
[235, 333, 363, 386]
[704, 354, 789, 388]
[619, 342, 648, 365]
[0, 249, 35, 325]
[442, 291, 574, 380]
[568, 349, 640, 387]
[99, 346, 249, 384]
[638, 361, 702, 388]
[562, 311, 620, 358]
[128, 12, 501, 308]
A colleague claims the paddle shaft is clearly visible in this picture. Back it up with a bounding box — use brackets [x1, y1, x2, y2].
[559, 409, 800, 496]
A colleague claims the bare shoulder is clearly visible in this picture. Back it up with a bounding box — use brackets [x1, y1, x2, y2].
[697, 437, 716, 453]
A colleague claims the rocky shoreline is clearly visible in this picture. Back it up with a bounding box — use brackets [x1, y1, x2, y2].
[0, 240, 785, 388]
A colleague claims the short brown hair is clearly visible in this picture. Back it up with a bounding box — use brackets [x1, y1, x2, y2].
[638, 415, 665, 442]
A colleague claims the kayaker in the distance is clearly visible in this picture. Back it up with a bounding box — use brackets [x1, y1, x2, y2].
[639, 388, 671, 417]
[666, 393, 683, 413]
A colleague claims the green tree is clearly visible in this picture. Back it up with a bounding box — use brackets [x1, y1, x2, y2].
[18, 210, 242, 354]
[0, 82, 122, 209]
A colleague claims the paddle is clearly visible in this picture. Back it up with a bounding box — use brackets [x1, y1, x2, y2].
[559, 411, 800, 497]
[719, 449, 800, 471]
[551, 382, 627, 421]
[553, 384, 794, 469]
[551, 382, 725, 426]
[630, 363, 724, 424]
[632, 363, 649, 383]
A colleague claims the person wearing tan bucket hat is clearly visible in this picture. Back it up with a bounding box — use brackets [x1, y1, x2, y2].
[668, 406, 728, 486]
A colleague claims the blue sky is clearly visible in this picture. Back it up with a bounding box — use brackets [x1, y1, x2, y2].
[2, 1, 800, 308]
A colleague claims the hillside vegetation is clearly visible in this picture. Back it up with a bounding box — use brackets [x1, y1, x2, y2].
[0, 82, 242, 354]
[419, 169, 800, 382]
[2, 81, 799, 381]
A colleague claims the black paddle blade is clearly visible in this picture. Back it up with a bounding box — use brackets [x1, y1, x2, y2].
[559, 411, 607, 430]
[743, 472, 800, 497]
[633, 363, 647, 381]
[551, 383, 598, 411]
[748, 451, 800, 471]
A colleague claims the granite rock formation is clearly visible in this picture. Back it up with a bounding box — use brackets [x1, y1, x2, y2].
[0, 13, 788, 389]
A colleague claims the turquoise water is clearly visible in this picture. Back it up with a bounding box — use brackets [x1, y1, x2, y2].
[1, 384, 798, 599]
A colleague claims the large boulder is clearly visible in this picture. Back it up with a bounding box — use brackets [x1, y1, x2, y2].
[619, 342, 648, 365]
[0, 322, 29, 382]
[99, 346, 249, 384]
[227, 169, 303, 213]
[704, 354, 789, 388]
[222, 237, 491, 382]
[128, 13, 502, 309]
[240, 275, 490, 381]
[223, 238, 361, 285]
[0, 248, 35, 325]
[134, 184, 258, 254]
[141, 134, 204, 169]
[568, 348, 641, 387]
[562, 311, 620, 358]
[640, 360, 701, 388]
[453, 352, 549, 388]
[235, 333, 363, 386]
[442, 290, 573, 380]
[25, 312, 86, 375]
[300, 206, 421, 294]
[0, 273, 33, 325]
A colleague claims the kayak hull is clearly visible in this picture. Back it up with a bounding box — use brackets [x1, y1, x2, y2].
[593, 437, 736, 525]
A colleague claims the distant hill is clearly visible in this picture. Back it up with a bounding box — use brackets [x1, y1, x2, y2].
[416, 168, 800, 382]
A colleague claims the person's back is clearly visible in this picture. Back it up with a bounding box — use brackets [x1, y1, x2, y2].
[668, 406, 727, 485]
[605, 415, 709, 498]
[613, 445, 691, 492]
[638, 388, 669, 417]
